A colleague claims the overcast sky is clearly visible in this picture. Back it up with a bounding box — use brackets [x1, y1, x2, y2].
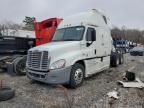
[0, 0, 144, 29]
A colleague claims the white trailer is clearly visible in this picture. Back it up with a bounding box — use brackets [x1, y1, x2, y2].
[26, 9, 124, 88]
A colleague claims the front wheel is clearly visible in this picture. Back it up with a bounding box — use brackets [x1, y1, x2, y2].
[69, 63, 84, 88]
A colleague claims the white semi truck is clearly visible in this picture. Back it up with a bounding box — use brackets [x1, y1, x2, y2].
[26, 9, 124, 88]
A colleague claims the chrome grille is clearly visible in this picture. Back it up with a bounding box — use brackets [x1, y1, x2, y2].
[27, 51, 49, 71]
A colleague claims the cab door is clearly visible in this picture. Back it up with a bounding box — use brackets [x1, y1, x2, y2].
[84, 27, 98, 75]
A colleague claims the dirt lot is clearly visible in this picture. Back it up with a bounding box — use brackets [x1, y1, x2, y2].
[0, 54, 144, 108]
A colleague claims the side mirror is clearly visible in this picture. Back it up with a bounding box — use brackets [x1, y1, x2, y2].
[86, 30, 96, 41]
[86, 41, 92, 47]
[86, 31, 96, 47]
[86, 28, 96, 47]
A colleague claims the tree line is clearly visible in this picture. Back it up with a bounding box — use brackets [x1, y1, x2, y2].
[0, 16, 35, 34]
[111, 27, 144, 44]
[0, 16, 144, 44]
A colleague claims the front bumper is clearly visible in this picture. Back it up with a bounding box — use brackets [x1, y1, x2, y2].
[26, 66, 72, 84]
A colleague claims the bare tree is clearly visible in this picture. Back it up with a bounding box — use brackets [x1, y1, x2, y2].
[111, 26, 144, 44]
[0, 20, 23, 36]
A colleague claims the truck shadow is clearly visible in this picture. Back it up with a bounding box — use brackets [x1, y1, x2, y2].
[28, 69, 114, 90]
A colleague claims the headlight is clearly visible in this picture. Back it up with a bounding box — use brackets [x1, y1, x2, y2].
[50, 59, 66, 70]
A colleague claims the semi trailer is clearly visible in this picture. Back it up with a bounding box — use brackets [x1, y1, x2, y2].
[0, 18, 62, 75]
[26, 9, 124, 88]
[0, 36, 35, 75]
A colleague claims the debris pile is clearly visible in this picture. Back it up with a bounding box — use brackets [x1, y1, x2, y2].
[118, 66, 144, 88]
[107, 90, 119, 99]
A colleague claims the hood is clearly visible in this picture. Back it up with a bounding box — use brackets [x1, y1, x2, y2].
[29, 41, 80, 52]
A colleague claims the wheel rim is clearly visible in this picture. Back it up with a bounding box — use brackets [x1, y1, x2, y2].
[74, 68, 83, 84]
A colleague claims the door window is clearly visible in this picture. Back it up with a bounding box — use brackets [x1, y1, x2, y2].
[86, 28, 96, 41]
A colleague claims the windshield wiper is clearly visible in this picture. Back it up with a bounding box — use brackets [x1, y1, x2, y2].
[52, 40, 62, 42]
[63, 39, 77, 41]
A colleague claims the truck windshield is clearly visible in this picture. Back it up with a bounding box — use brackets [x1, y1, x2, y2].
[52, 26, 85, 41]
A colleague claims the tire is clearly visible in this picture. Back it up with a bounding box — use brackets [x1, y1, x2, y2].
[14, 56, 27, 75]
[69, 63, 84, 88]
[0, 87, 15, 101]
[111, 53, 119, 67]
[119, 54, 124, 64]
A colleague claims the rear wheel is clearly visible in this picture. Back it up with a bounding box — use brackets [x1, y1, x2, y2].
[119, 54, 124, 64]
[111, 52, 119, 67]
[69, 63, 84, 88]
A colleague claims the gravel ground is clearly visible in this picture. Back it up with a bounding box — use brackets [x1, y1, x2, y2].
[0, 54, 144, 108]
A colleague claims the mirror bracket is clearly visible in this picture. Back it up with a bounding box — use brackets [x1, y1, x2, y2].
[86, 41, 93, 47]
